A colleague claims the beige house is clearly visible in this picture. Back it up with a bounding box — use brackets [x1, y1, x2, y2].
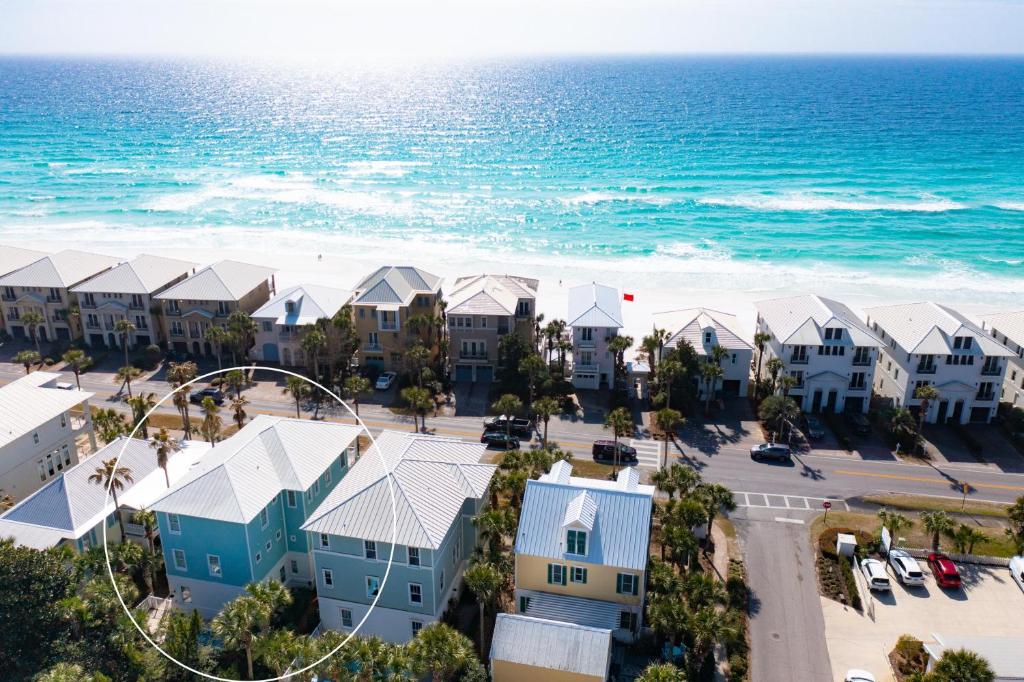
[980, 311, 1024, 409]
[447, 274, 538, 383]
[0, 249, 120, 343]
[350, 266, 443, 372]
[0, 245, 48, 335]
[490, 613, 612, 682]
[154, 260, 277, 357]
[71, 254, 197, 350]
[0, 372, 96, 504]
[251, 284, 353, 366]
[513, 460, 654, 644]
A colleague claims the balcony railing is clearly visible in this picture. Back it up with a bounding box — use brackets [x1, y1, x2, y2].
[852, 358, 872, 366]
[86, 322, 101, 330]
[459, 352, 489, 360]
[1, 294, 15, 302]
[916, 365, 937, 375]
[574, 363, 600, 373]
[378, 322, 400, 332]
[976, 392, 995, 402]
[6, 313, 19, 321]
[577, 339, 596, 349]
[364, 343, 383, 352]
[80, 301, 97, 309]
[848, 384, 867, 391]
[981, 367, 1001, 376]
[789, 356, 808, 365]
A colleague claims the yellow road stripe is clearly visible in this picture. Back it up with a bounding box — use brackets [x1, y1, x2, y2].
[833, 468, 1024, 492]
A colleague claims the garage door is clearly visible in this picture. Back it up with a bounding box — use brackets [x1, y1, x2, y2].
[721, 380, 741, 397]
[455, 365, 473, 382]
[262, 343, 280, 362]
[476, 366, 494, 383]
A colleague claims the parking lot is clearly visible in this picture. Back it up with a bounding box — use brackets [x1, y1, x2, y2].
[821, 560, 1024, 681]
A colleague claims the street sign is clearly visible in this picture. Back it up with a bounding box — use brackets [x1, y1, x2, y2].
[822, 501, 832, 509]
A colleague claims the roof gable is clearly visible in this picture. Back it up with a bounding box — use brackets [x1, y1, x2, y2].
[567, 283, 623, 328]
[352, 266, 441, 305]
[154, 260, 276, 302]
[0, 250, 120, 289]
[865, 302, 1014, 357]
[71, 254, 197, 295]
[0, 245, 49, 277]
[252, 284, 352, 325]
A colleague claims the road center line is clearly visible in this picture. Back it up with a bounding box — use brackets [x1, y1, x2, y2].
[832, 468, 1024, 492]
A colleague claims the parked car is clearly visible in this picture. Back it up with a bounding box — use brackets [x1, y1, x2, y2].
[749, 443, 792, 462]
[375, 371, 397, 390]
[1010, 555, 1024, 594]
[189, 387, 225, 405]
[860, 558, 891, 592]
[888, 549, 925, 586]
[480, 432, 520, 450]
[927, 553, 962, 589]
[483, 415, 533, 437]
[844, 671, 876, 682]
[848, 412, 871, 435]
[801, 415, 825, 440]
[591, 440, 638, 464]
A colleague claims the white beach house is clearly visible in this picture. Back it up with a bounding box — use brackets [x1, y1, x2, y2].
[653, 307, 754, 399]
[755, 294, 883, 413]
[0, 372, 96, 504]
[980, 311, 1024, 409]
[251, 284, 353, 367]
[0, 245, 48, 336]
[865, 302, 1014, 424]
[568, 283, 623, 390]
[71, 254, 197, 350]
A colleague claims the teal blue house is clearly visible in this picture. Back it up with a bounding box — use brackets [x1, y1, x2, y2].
[151, 415, 361, 618]
[302, 431, 495, 643]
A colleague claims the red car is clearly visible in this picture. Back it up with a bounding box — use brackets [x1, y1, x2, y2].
[928, 553, 962, 589]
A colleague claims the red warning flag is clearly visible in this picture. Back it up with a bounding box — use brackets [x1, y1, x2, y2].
[623, 293, 634, 302]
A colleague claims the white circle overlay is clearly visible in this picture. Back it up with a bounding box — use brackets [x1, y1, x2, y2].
[102, 365, 397, 681]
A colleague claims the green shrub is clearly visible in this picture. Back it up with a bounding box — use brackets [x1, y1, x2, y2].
[839, 556, 862, 611]
[728, 653, 749, 681]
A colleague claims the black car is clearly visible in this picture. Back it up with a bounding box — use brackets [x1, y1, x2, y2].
[189, 387, 225, 405]
[847, 412, 872, 435]
[481, 432, 520, 450]
[591, 440, 638, 464]
[483, 415, 533, 438]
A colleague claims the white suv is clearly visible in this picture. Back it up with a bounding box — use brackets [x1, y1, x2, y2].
[888, 549, 925, 587]
[860, 558, 891, 592]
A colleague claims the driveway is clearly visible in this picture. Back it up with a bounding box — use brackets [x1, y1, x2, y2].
[922, 424, 1024, 473]
[737, 507, 833, 682]
[452, 381, 489, 417]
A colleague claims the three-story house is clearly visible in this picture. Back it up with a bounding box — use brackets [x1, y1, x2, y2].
[0, 245, 48, 336]
[981, 311, 1024, 409]
[568, 283, 624, 390]
[653, 307, 754, 399]
[251, 284, 353, 366]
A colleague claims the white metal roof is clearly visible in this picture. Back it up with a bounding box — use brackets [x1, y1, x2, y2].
[567, 282, 623, 329]
[515, 463, 653, 571]
[0, 249, 120, 289]
[654, 307, 753, 354]
[447, 274, 537, 316]
[490, 614, 612, 679]
[0, 437, 211, 549]
[351, 266, 441, 306]
[154, 259, 276, 302]
[925, 633, 1024, 679]
[302, 431, 495, 549]
[0, 245, 49, 277]
[521, 591, 624, 631]
[981, 311, 1024, 348]
[71, 254, 197, 295]
[150, 416, 361, 523]
[865, 302, 1015, 357]
[251, 284, 353, 326]
[756, 294, 882, 348]
[0, 372, 94, 448]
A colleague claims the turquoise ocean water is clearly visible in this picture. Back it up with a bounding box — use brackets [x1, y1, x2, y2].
[0, 57, 1022, 294]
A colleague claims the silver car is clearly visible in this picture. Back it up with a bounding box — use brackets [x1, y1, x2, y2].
[888, 549, 925, 587]
[750, 443, 792, 462]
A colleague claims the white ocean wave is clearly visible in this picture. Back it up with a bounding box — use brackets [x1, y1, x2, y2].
[994, 201, 1024, 212]
[699, 192, 966, 213]
[560, 191, 672, 207]
[342, 160, 430, 178]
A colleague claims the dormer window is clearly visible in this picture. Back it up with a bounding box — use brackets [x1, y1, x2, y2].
[285, 300, 296, 314]
[704, 331, 712, 344]
[566, 529, 587, 555]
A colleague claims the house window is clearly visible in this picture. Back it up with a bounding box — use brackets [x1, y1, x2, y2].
[617, 573, 639, 595]
[366, 576, 380, 598]
[581, 327, 593, 342]
[439, 570, 444, 591]
[207, 555, 222, 578]
[255, 552, 262, 564]
[168, 514, 181, 534]
[409, 583, 423, 605]
[261, 320, 273, 332]
[320, 534, 330, 549]
[265, 540, 272, 551]
[408, 547, 420, 566]
[60, 414, 67, 428]
[33, 432, 39, 445]
[825, 328, 843, 341]
[322, 569, 333, 587]
[566, 529, 587, 555]
[290, 560, 299, 574]
[260, 508, 269, 529]
[275, 530, 282, 541]
[217, 301, 230, 316]
[313, 480, 320, 495]
[365, 540, 377, 560]
[547, 563, 567, 586]
[172, 549, 187, 571]
[619, 610, 638, 631]
[324, 469, 332, 485]
[286, 490, 296, 507]
[849, 372, 866, 389]
[279, 565, 286, 582]
[570, 566, 588, 584]
[411, 620, 424, 637]
[519, 596, 531, 613]
[340, 608, 353, 628]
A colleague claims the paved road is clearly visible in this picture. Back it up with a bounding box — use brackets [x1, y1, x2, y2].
[738, 507, 833, 682]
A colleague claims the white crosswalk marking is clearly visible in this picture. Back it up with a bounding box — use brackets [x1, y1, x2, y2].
[734, 491, 849, 512]
[629, 439, 663, 468]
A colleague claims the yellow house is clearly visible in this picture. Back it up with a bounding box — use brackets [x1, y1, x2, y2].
[513, 461, 654, 643]
[490, 613, 612, 682]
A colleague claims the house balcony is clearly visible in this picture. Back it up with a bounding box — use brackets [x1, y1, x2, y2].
[574, 363, 600, 373]
[916, 365, 937, 375]
[981, 367, 1001, 376]
[165, 309, 182, 317]
[46, 296, 62, 304]
[848, 384, 867, 391]
[852, 358, 872, 366]
[6, 313, 19, 321]
[122, 522, 152, 539]
[378, 322, 400, 332]
[976, 392, 996, 402]
[364, 343, 383, 353]
[577, 339, 596, 349]
[459, 352, 490, 361]
[80, 301, 97, 310]
[789, 356, 809, 365]
[0, 294, 15, 302]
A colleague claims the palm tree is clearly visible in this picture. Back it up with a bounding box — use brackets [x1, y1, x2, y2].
[753, 331, 772, 396]
[231, 395, 249, 430]
[167, 361, 198, 438]
[914, 384, 941, 451]
[463, 560, 502, 655]
[764, 356, 784, 395]
[687, 605, 735, 678]
[227, 310, 259, 363]
[225, 368, 246, 398]
[947, 523, 988, 555]
[930, 648, 995, 682]
[132, 508, 158, 552]
[61, 349, 92, 390]
[93, 408, 128, 443]
[491, 393, 524, 438]
[658, 358, 683, 408]
[779, 374, 798, 398]
[88, 458, 134, 539]
[604, 407, 635, 475]
[200, 396, 223, 444]
[14, 349, 40, 374]
[255, 628, 301, 678]
[518, 353, 548, 406]
[758, 395, 800, 441]
[114, 318, 136, 367]
[408, 622, 476, 682]
[344, 375, 372, 416]
[401, 386, 433, 432]
[202, 325, 227, 370]
[532, 396, 561, 447]
[114, 364, 142, 399]
[150, 427, 181, 487]
[283, 375, 310, 418]
[696, 482, 736, 544]
[877, 508, 913, 543]
[125, 391, 156, 438]
[211, 596, 265, 680]
[700, 361, 724, 413]
[301, 327, 328, 381]
[889, 408, 917, 450]
[20, 309, 45, 353]
[557, 337, 573, 375]
[607, 335, 633, 388]
[34, 663, 94, 682]
[654, 407, 683, 469]
[637, 662, 686, 681]
[921, 510, 955, 551]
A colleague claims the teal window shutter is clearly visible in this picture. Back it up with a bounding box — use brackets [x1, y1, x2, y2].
[547, 563, 553, 584]
[616, 573, 623, 593]
[631, 574, 638, 595]
[561, 565, 567, 585]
